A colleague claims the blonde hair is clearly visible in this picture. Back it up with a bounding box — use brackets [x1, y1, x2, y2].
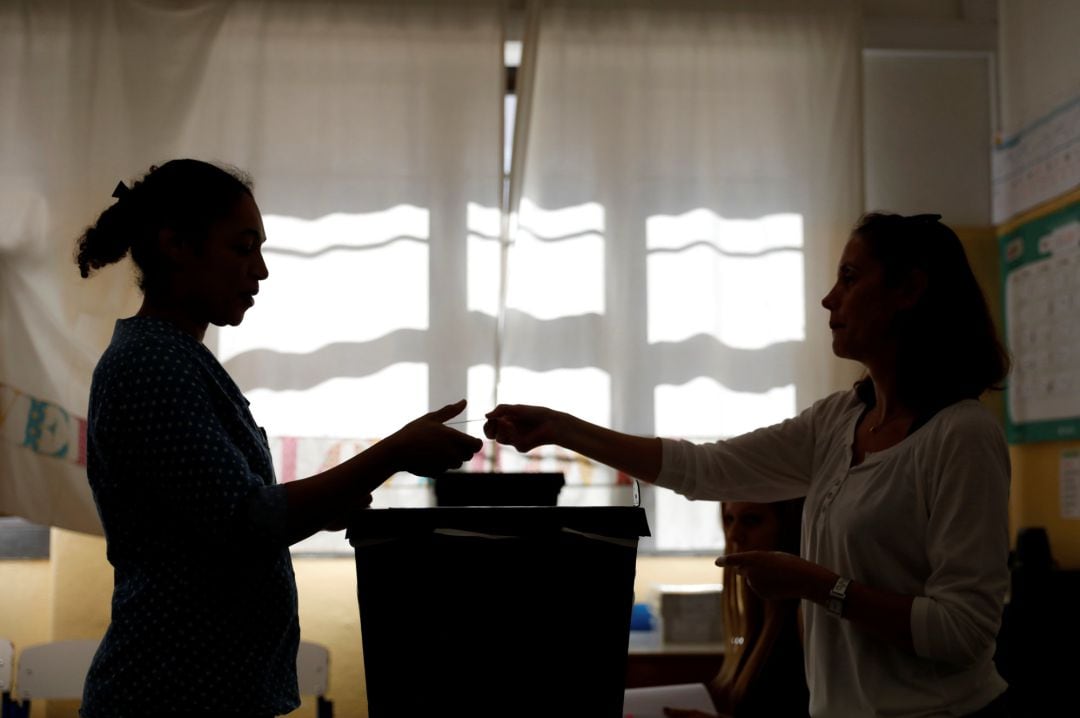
[710, 574, 798, 711]
[709, 498, 804, 714]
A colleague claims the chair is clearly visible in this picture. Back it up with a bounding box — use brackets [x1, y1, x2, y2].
[10, 638, 333, 717]
[994, 530, 1080, 718]
[296, 640, 334, 718]
[10, 638, 99, 717]
[1, 638, 16, 718]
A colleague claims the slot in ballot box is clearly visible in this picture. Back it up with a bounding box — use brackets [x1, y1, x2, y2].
[347, 506, 650, 718]
[433, 471, 565, 507]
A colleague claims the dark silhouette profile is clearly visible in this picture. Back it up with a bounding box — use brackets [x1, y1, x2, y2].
[75, 159, 482, 717]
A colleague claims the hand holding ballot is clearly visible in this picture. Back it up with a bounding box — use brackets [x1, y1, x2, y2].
[384, 399, 484, 477]
[484, 404, 664, 481]
[483, 403, 566, 452]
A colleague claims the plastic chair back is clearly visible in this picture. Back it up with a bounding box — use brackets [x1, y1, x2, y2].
[297, 641, 333, 718]
[1, 637, 16, 718]
[0, 638, 14, 694]
[14, 639, 100, 701]
[296, 641, 329, 697]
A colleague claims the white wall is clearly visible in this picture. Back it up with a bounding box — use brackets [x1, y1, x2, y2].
[859, 0, 997, 224]
[863, 52, 993, 224]
[999, 0, 1080, 135]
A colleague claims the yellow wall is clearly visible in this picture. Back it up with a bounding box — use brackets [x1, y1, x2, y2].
[1010, 442, 1080, 568]
[993, 188, 1080, 570]
[0, 530, 722, 718]
[292, 558, 366, 718]
[0, 558, 52, 667]
[956, 220, 1080, 568]
[0, 531, 364, 718]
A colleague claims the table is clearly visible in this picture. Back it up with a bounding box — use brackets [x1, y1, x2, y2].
[626, 642, 725, 688]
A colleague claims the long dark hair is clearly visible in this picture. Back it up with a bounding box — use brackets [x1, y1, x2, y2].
[75, 159, 253, 297]
[852, 212, 1010, 413]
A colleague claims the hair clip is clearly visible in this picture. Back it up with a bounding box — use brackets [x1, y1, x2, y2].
[111, 181, 130, 200]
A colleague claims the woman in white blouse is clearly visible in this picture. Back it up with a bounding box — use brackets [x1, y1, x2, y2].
[484, 213, 1012, 718]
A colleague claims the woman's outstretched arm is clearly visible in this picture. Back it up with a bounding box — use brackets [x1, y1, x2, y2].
[483, 404, 662, 482]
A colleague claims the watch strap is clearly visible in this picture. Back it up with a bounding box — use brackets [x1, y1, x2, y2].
[826, 576, 851, 618]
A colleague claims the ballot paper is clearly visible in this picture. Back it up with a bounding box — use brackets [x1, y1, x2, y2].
[622, 683, 716, 718]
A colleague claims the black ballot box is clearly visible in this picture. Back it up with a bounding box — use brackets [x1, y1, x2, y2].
[347, 506, 650, 718]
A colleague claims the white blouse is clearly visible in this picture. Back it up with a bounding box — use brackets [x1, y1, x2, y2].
[657, 389, 1010, 718]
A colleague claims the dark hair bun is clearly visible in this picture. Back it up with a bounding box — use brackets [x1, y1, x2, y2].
[74, 160, 252, 294]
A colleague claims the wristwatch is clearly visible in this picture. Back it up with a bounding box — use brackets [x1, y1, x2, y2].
[826, 576, 851, 618]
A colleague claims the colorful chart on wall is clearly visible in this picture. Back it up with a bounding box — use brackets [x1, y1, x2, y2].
[993, 95, 1080, 225]
[1000, 200, 1080, 443]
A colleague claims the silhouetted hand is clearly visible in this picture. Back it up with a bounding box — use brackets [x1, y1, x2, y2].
[325, 493, 373, 531]
[385, 400, 483, 476]
[483, 403, 563, 452]
[716, 551, 833, 601]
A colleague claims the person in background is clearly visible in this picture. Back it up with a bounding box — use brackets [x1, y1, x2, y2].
[75, 159, 482, 718]
[665, 498, 809, 718]
[486, 213, 1012, 718]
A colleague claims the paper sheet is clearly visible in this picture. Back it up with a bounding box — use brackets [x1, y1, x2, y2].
[622, 683, 716, 718]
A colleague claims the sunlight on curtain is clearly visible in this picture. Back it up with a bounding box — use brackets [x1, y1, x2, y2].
[466, 202, 503, 471]
[639, 210, 803, 546]
[654, 379, 797, 549]
[498, 367, 611, 426]
[654, 380, 796, 442]
[506, 200, 606, 318]
[218, 210, 433, 437]
[504, 0, 861, 551]
[644, 210, 804, 548]
[468, 366, 497, 421]
[467, 202, 503, 317]
[0, 0, 504, 537]
[219, 208, 431, 359]
[495, 197, 619, 495]
[249, 367, 430, 439]
[218, 202, 463, 527]
[491, 367, 623, 496]
[0, 0, 861, 558]
[646, 211, 804, 348]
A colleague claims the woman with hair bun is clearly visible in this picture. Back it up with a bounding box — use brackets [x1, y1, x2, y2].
[77, 159, 482, 718]
[486, 213, 1013, 718]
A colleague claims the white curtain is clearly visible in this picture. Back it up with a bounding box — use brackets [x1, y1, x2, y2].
[500, 0, 863, 549]
[0, 0, 504, 535]
[2, 0, 864, 552]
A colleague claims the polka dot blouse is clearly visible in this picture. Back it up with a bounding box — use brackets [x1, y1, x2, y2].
[81, 317, 299, 718]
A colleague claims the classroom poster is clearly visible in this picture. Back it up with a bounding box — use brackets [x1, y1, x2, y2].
[993, 95, 1080, 225]
[1000, 201, 1080, 443]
